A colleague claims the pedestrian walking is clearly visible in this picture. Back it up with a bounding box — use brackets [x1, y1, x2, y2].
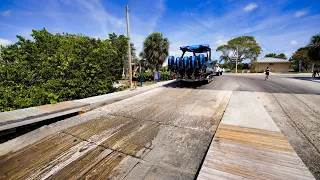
[132, 67, 138, 89]
[265, 67, 270, 81]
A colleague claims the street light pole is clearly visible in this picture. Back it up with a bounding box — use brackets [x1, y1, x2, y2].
[126, 5, 132, 90]
[236, 45, 238, 73]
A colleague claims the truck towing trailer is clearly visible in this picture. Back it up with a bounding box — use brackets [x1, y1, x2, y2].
[168, 44, 218, 83]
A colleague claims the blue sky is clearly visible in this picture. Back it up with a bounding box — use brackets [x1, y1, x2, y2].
[1, 0, 320, 62]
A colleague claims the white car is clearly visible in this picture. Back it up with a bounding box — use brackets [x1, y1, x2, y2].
[223, 68, 230, 72]
[213, 65, 223, 76]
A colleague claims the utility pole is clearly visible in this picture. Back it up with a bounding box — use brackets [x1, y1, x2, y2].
[236, 45, 238, 73]
[126, 5, 132, 90]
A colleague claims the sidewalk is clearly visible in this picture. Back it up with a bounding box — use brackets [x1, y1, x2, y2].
[0, 80, 175, 131]
[197, 91, 315, 180]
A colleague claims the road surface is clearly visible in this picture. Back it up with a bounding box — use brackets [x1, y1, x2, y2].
[168, 73, 320, 179]
[0, 73, 319, 179]
[169, 73, 320, 94]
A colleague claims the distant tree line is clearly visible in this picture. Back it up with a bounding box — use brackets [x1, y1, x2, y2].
[216, 34, 320, 72]
[0, 28, 134, 112]
[264, 53, 287, 59]
[290, 34, 320, 71]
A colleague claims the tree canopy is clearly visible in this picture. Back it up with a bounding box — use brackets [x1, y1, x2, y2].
[108, 33, 136, 78]
[308, 34, 320, 62]
[265, 53, 276, 58]
[140, 32, 170, 71]
[290, 47, 313, 71]
[216, 36, 262, 64]
[265, 53, 287, 59]
[0, 28, 130, 112]
[288, 33, 320, 71]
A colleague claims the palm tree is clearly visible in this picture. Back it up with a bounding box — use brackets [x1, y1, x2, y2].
[140, 32, 170, 71]
[308, 34, 320, 62]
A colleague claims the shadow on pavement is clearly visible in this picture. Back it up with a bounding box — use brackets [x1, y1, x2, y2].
[162, 81, 206, 89]
[287, 76, 320, 83]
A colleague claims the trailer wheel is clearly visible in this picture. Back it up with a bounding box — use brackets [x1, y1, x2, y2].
[216, 72, 220, 76]
[220, 72, 223, 75]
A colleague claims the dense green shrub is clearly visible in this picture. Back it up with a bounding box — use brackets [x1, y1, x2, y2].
[160, 72, 174, 80]
[136, 72, 173, 82]
[0, 28, 127, 112]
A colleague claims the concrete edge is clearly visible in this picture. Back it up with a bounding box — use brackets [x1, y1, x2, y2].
[0, 103, 89, 126]
[0, 80, 176, 131]
[0, 107, 87, 131]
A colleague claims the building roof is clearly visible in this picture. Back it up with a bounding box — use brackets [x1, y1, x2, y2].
[257, 57, 291, 63]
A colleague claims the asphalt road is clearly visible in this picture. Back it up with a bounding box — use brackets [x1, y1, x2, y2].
[166, 73, 320, 95]
[1, 73, 319, 179]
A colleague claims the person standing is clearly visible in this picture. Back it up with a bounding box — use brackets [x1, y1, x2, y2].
[265, 67, 270, 81]
[132, 67, 138, 89]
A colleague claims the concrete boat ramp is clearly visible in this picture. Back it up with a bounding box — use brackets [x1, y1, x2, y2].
[0, 88, 316, 179]
[197, 91, 315, 180]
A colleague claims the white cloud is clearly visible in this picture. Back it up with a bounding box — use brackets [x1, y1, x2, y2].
[148, 0, 166, 33]
[295, 10, 307, 18]
[244, 3, 257, 12]
[0, 38, 12, 46]
[77, 0, 125, 38]
[1, 10, 11, 16]
[290, 40, 297, 45]
[216, 40, 226, 45]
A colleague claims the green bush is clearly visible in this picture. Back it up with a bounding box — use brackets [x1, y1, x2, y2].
[0, 28, 127, 112]
[160, 72, 174, 81]
[136, 72, 173, 82]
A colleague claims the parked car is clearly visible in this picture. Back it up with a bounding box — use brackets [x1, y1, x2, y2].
[223, 68, 230, 72]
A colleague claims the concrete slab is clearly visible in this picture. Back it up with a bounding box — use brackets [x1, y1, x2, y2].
[0, 107, 47, 123]
[197, 91, 316, 180]
[220, 91, 280, 132]
[256, 92, 320, 178]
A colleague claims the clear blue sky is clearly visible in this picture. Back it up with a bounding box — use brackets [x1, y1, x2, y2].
[1, 0, 320, 62]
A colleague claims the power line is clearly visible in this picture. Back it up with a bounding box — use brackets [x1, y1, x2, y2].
[129, 0, 137, 7]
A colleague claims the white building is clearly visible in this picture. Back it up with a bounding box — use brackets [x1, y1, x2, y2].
[255, 57, 291, 72]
